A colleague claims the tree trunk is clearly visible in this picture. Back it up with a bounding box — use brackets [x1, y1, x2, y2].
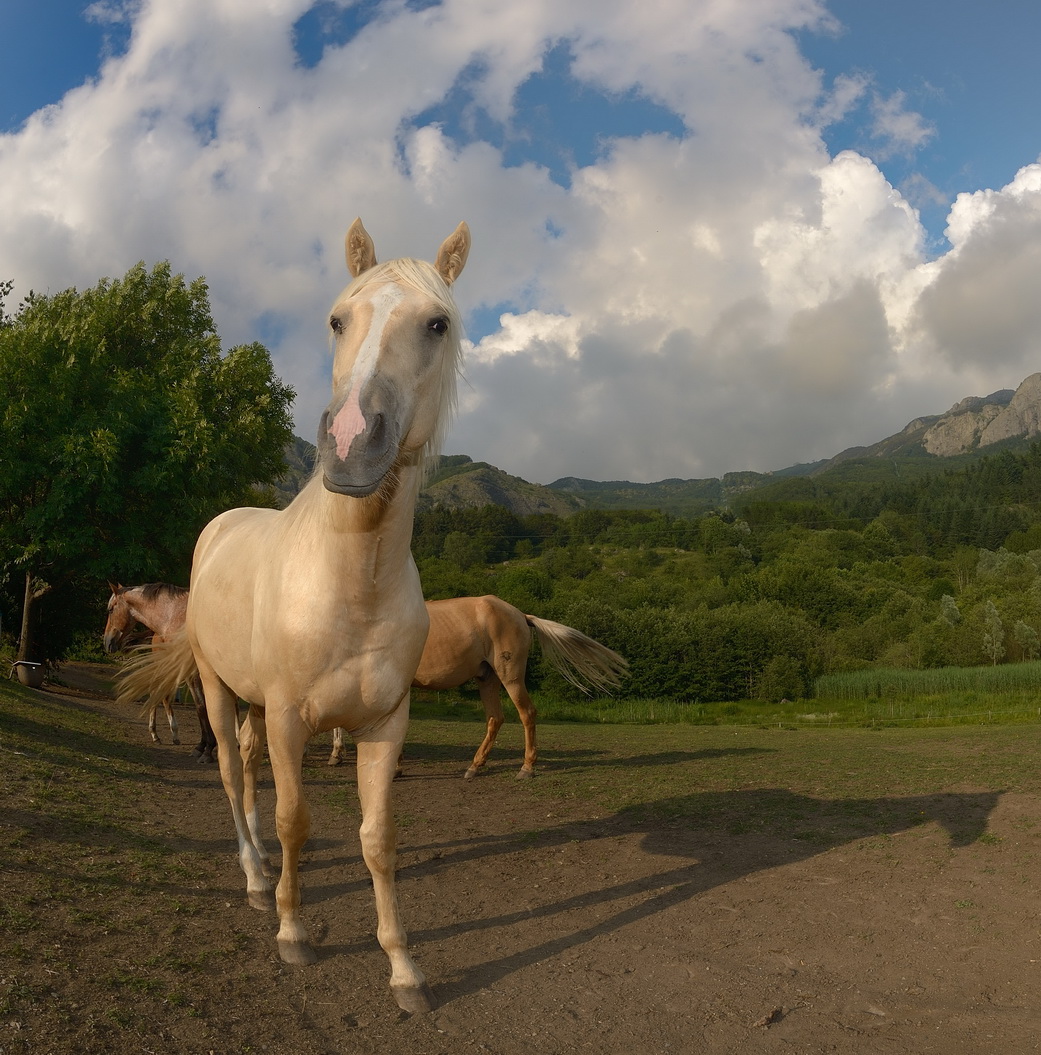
[17, 571, 50, 662]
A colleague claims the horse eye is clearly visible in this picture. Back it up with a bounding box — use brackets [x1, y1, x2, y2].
[427, 316, 449, 336]
[330, 315, 343, 334]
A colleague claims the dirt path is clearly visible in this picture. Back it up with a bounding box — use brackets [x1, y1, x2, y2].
[6, 665, 1041, 1054]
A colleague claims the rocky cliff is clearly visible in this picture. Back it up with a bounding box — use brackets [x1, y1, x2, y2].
[922, 374, 1041, 456]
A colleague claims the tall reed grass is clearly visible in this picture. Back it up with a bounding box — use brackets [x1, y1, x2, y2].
[815, 661, 1041, 700]
[414, 662, 1041, 729]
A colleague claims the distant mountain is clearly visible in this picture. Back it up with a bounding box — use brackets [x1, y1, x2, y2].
[547, 472, 770, 516]
[272, 372, 1041, 516]
[269, 435, 317, 506]
[418, 456, 581, 516]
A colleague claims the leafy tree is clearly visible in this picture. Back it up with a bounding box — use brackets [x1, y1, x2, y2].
[938, 594, 961, 627]
[1012, 620, 1040, 661]
[0, 262, 295, 660]
[981, 601, 1005, 666]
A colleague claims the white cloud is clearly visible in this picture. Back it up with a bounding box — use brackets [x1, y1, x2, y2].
[0, 0, 1038, 485]
[869, 89, 934, 157]
[909, 163, 1041, 376]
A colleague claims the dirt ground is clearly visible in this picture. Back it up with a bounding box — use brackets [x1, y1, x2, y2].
[6, 664, 1041, 1055]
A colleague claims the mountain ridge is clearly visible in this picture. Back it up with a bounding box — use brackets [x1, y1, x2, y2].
[273, 371, 1041, 516]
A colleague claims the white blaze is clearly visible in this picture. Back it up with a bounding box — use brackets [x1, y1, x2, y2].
[330, 285, 405, 460]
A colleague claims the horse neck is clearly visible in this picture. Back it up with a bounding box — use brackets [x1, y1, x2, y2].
[291, 461, 423, 593]
[127, 590, 185, 638]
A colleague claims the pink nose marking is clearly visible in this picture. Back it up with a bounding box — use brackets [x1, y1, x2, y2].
[330, 386, 365, 459]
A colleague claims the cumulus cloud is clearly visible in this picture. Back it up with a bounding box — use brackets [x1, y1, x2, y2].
[0, 0, 1038, 483]
[911, 164, 1041, 375]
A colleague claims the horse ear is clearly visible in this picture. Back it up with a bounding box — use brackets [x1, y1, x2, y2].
[345, 218, 378, 277]
[434, 222, 471, 286]
[108, 582, 121, 594]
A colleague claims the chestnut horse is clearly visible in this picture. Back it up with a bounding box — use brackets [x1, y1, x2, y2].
[328, 595, 628, 778]
[120, 217, 468, 1013]
[104, 583, 215, 761]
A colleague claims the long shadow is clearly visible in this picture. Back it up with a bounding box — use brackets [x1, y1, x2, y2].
[350, 738, 773, 774]
[310, 785, 1001, 1005]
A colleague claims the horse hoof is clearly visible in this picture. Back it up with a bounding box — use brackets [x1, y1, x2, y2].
[277, 940, 318, 966]
[327, 756, 343, 767]
[172, 738, 181, 745]
[391, 983, 437, 1013]
[463, 767, 479, 780]
[247, 889, 276, 912]
[516, 768, 535, 780]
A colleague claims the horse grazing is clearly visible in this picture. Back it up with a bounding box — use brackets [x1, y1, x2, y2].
[104, 583, 216, 762]
[119, 217, 469, 1013]
[328, 595, 628, 778]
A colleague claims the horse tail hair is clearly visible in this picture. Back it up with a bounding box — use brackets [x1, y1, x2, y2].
[117, 626, 198, 716]
[524, 616, 628, 696]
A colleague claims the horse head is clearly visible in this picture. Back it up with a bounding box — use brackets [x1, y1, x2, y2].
[103, 583, 132, 653]
[316, 218, 470, 497]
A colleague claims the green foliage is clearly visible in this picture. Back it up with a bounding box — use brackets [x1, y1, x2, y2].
[412, 442, 1041, 708]
[0, 262, 295, 659]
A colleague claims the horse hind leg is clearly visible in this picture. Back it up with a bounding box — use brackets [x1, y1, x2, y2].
[328, 726, 347, 766]
[241, 706, 275, 877]
[163, 696, 180, 745]
[203, 673, 273, 912]
[503, 678, 537, 779]
[465, 675, 505, 780]
[147, 703, 161, 743]
[188, 677, 217, 763]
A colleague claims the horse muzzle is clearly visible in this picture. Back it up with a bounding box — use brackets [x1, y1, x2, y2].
[317, 380, 402, 497]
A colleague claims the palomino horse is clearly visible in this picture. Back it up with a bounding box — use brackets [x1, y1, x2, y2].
[104, 583, 216, 761]
[120, 217, 469, 1013]
[329, 595, 628, 777]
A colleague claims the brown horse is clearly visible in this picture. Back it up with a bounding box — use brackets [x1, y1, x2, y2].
[119, 217, 469, 1013]
[104, 583, 216, 762]
[328, 595, 628, 778]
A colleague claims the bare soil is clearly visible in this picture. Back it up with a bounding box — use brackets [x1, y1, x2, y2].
[4, 664, 1041, 1054]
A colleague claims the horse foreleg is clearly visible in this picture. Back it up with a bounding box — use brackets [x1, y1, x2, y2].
[203, 673, 272, 912]
[266, 712, 315, 966]
[241, 706, 274, 877]
[328, 726, 347, 766]
[329, 727, 403, 776]
[503, 679, 538, 779]
[356, 704, 434, 1011]
[465, 676, 506, 780]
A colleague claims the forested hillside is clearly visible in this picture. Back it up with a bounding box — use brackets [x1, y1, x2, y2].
[411, 444, 1041, 705]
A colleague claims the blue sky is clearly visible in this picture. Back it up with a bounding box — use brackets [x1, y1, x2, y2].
[1, 0, 1040, 483]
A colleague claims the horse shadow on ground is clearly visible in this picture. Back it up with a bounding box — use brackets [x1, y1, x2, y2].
[323, 738, 772, 775]
[307, 783, 1002, 1006]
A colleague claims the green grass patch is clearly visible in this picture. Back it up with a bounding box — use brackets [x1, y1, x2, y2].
[413, 679, 1041, 730]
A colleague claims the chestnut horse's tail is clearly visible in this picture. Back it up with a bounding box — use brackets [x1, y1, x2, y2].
[117, 626, 199, 715]
[524, 616, 628, 695]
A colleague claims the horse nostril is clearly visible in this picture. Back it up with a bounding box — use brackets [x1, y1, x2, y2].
[370, 413, 386, 447]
